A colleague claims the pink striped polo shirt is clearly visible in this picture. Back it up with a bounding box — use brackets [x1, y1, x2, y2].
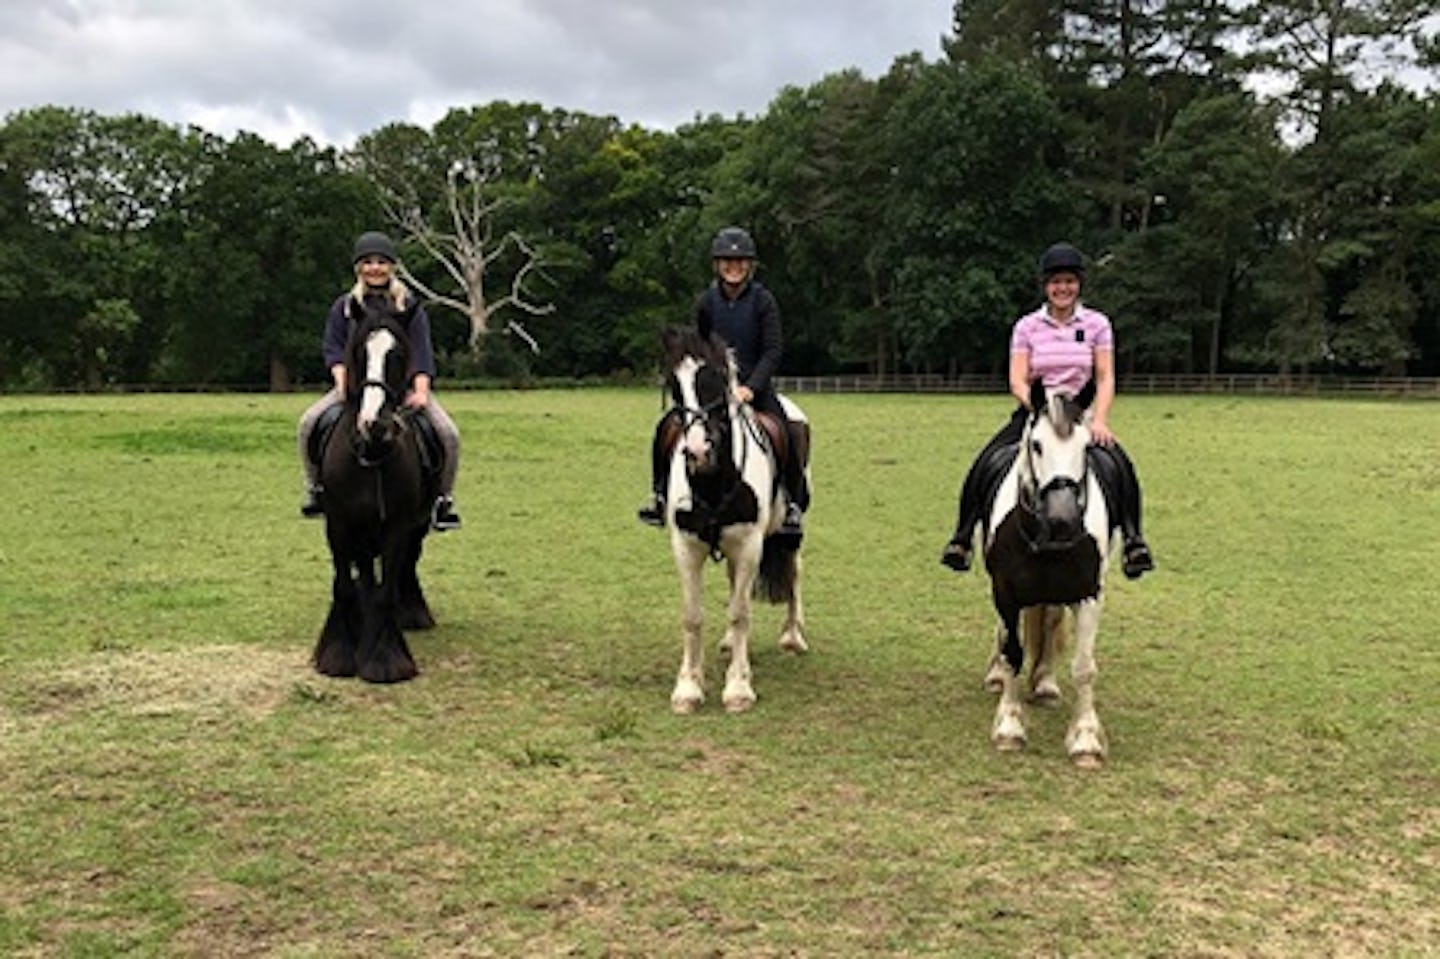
[1010, 304, 1113, 397]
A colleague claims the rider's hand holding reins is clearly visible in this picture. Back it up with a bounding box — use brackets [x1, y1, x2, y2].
[406, 374, 432, 409]
[1090, 419, 1116, 446]
[734, 385, 754, 405]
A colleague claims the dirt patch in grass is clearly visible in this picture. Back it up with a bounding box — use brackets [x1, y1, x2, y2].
[4, 645, 305, 729]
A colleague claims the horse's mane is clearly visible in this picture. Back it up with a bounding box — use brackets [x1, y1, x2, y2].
[661, 327, 736, 383]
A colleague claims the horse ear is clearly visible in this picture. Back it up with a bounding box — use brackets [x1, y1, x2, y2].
[1029, 378, 1047, 413]
[1075, 378, 1096, 411]
[659, 326, 685, 363]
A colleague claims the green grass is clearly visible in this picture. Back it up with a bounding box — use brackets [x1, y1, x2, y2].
[0, 390, 1436, 957]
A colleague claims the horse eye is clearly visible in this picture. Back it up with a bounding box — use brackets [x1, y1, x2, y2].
[1031, 440, 1043, 456]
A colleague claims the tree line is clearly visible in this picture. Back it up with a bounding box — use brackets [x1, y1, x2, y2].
[0, 0, 1435, 390]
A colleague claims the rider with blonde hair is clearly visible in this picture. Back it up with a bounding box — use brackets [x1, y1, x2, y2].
[295, 231, 462, 530]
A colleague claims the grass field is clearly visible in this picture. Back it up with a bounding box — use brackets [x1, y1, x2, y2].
[0, 389, 1436, 958]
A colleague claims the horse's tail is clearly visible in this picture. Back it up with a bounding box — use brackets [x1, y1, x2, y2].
[755, 534, 799, 604]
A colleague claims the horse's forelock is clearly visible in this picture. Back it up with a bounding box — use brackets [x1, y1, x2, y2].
[666, 328, 735, 385]
[1047, 394, 1084, 439]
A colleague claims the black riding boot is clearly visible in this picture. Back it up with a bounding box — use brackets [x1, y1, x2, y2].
[300, 484, 324, 518]
[432, 495, 462, 532]
[1090, 442, 1153, 579]
[940, 525, 974, 572]
[637, 491, 666, 528]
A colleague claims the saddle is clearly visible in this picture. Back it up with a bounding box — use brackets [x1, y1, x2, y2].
[658, 407, 809, 475]
[309, 402, 444, 477]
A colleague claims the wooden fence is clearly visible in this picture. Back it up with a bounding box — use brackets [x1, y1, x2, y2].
[773, 373, 1440, 398]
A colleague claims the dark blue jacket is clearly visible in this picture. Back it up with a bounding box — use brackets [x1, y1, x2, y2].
[694, 279, 782, 400]
[321, 289, 436, 379]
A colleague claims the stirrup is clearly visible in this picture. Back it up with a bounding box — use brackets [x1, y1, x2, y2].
[637, 493, 666, 528]
[1122, 538, 1154, 579]
[432, 497, 462, 532]
[940, 538, 972, 573]
[300, 486, 324, 518]
[778, 503, 804, 537]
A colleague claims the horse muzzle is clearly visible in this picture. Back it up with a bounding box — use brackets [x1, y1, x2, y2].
[1026, 478, 1086, 551]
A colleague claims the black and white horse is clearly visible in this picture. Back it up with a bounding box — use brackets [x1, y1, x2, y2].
[981, 380, 1111, 766]
[659, 328, 808, 713]
[313, 303, 437, 684]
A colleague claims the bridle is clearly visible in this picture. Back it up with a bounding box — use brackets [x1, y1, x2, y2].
[348, 326, 410, 470]
[1015, 407, 1090, 554]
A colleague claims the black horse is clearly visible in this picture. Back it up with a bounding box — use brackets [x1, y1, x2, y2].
[312, 302, 438, 683]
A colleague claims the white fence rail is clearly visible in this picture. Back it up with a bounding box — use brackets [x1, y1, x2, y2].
[773, 373, 1440, 398]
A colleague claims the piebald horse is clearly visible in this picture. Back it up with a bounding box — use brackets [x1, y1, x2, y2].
[660, 327, 809, 714]
[981, 379, 1112, 767]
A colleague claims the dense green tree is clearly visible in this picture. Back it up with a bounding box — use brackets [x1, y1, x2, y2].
[0, 106, 196, 386]
[877, 56, 1069, 373]
[1099, 93, 1287, 373]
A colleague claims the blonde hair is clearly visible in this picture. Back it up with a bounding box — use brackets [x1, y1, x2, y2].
[350, 270, 410, 311]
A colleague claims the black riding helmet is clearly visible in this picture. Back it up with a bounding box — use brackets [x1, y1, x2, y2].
[1039, 242, 1085, 278]
[711, 226, 757, 260]
[353, 231, 398, 264]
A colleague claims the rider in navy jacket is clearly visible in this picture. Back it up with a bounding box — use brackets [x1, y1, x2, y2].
[639, 227, 808, 537]
[295, 231, 462, 531]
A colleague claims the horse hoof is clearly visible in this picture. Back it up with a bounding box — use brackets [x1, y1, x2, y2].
[993, 735, 1026, 753]
[723, 695, 756, 714]
[1031, 680, 1062, 706]
[670, 689, 703, 714]
[399, 611, 436, 631]
[1071, 752, 1105, 770]
[779, 631, 808, 654]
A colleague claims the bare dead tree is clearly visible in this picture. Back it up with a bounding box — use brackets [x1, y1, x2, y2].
[373, 160, 554, 352]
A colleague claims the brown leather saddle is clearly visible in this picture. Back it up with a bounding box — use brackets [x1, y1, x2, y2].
[659, 408, 809, 472]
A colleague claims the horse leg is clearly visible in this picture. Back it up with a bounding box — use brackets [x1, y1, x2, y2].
[718, 562, 737, 658]
[982, 623, 1007, 693]
[1065, 597, 1107, 768]
[778, 550, 807, 654]
[1029, 606, 1064, 706]
[355, 554, 418, 684]
[991, 603, 1027, 751]
[314, 559, 360, 678]
[396, 527, 435, 631]
[721, 541, 760, 713]
[670, 544, 706, 714]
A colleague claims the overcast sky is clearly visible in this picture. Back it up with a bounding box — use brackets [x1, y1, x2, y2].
[0, 0, 954, 145]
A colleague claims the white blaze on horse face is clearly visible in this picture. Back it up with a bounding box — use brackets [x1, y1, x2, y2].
[358, 328, 398, 433]
[675, 356, 711, 462]
[1030, 398, 1090, 491]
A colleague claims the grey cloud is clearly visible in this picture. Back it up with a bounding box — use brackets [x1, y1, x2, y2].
[0, 0, 951, 142]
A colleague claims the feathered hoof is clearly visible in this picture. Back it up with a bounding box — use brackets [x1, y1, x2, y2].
[358, 661, 418, 684]
[1070, 751, 1105, 770]
[398, 608, 435, 630]
[992, 734, 1027, 753]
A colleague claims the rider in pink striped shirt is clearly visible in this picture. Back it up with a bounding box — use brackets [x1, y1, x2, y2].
[940, 242, 1154, 578]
